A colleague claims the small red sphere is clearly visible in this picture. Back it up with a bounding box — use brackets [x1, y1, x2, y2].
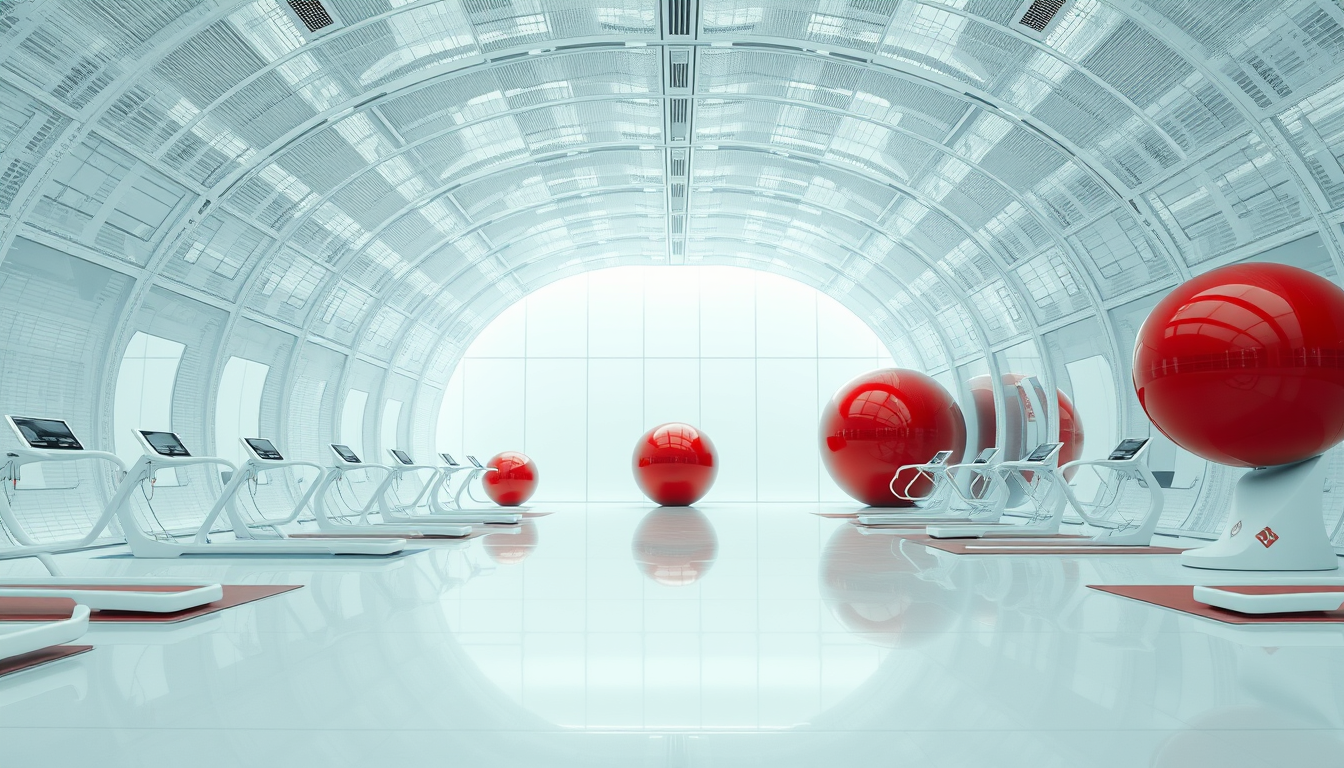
[482, 451, 538, 506]
[1133, 263, 1344, 468]
[969, 374, 1085, 478]
[819, 369, 966, 507]
[632, 423, 717, 506]
[631, 508, 718, 586]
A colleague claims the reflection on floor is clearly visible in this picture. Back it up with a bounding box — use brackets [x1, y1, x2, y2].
[0, 503, 1341, 767]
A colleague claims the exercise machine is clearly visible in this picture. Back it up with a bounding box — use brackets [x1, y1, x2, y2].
[307, 445, 471, 538]
[927, 443, 1065, 539]
[377, 450, 520, 525]
[930, 438, 1166, 549]
[443, 454, 519, 511]
[0, 416, 227, 605]
[858, 448, 1009, 526]
[106, 429, 406, 557]
[195, 437, 325, 541]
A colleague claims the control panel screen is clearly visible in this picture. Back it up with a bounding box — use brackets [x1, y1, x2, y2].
[391, 449, 414, 466]
[928, 450, 952, 465]
[10, 417, 83, 451]
[1107, 438, 1148, 461]
[439, 453, 459, 467]
[466, 455, 484, 469]
[141, 430, 191, 457]
[1024, 442, 1062, 463]
[245, 438, 284, 461]
[331, 444, 362, 464]
[973, 448, 998, 464]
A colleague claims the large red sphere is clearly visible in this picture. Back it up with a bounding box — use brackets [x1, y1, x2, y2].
[631, 508, 718, 586]
[819, 369, 966, 507]
[482, 452, 538, 506]
[969, 374, 1084, 478]
[632, 423, 717, 506]
[1133, 263, 1344, 467]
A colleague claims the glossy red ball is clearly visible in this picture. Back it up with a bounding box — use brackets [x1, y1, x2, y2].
[969, 374, 1085, 478]
[820, 369, 966, 507]
[632, 423, 718, 506]
[482, 451, 538, 506]
[631, 508, 718, 586]
[1133, 263, 1344, 467]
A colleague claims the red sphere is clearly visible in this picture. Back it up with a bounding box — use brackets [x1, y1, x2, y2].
[1133, 263, 1344, 468]
[482, 451, 538, 506]
[631, 508, 718, 586]
[632, 423, 717, 506]
[969, 374, 1085, 478]
[819, 369, 966, 507]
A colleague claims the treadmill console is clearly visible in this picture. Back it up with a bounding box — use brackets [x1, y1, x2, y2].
[927, 450, 953, 466]
[972, 447, 998, 464]
[390, 449, 415, 466]
[1107, 438, 1148, 461]
[244, 437, 284, 462]
[1023, 442, 1063, 464]
[466, 455, 484, 469]
[139, 430, 191, 457]
[7, 416, 83, 451]
[330, 444, 363, 464]
[439, 452, 460, 467]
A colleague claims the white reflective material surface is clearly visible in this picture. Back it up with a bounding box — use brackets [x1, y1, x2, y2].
[2, 505, 1342, 767]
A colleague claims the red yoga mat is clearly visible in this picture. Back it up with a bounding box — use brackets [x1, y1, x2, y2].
[0, 585, 301, 623]
[1089, 584, 1344, 624]
[901, 534, 1186, 555]
[0, 645, 92, 678]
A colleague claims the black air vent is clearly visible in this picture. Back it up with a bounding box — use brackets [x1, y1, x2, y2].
[669, 49, 690, 89]
[1018, 0, 1066, 32]
[667, 0, 693, 36]
[288, 0, 334, 32]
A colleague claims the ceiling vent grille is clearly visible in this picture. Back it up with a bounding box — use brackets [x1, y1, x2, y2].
[1012, 0, 1072, 40]
[666, 0, 693, 36]
[670, 214, 685, 235]
[669, 148, 687, 177]
[670, 182, 687, 211]
[668, 97, 689, 141]
[668, 49, 691, 90]
[288, 0, 335, 32]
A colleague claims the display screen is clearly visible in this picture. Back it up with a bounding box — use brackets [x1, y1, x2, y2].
[391, 449, 414, 465]
[928, 450, 952, 465]
[331, 444, 362, 464]
[466, 455, 484, 469]
[439, 453, 459, 467]
[141, 430, 190, 457]
[9, 417, 83, 451]
[1107, 438, 1148, 461]
[1024, 442, 1062, 463]
[245, 438, 284, 461]
[973, 448, 998, 464]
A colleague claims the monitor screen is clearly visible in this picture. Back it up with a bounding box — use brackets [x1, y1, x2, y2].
[1107, 438, 1148, 461]
[466, 455, 484, 469]
[331, 444, 362, 464]
[9, 417, 83, 451]
[973, 448, 998, 464]
[439, 452, 459, 467]
[390, 449, 414, 466]
[1024, 442, 1062, 463]
[245, 438, 284, 461]
[140, 430, 190, 457]
[928, 450, 952, 465]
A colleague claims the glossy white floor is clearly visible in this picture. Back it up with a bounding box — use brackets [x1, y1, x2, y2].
[2, 503, 1342, 767]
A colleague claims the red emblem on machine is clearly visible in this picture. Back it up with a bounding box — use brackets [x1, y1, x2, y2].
[1255, 527, 1279, 548]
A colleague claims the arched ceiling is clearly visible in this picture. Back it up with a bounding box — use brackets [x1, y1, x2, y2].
[2, 0, 1344, 393]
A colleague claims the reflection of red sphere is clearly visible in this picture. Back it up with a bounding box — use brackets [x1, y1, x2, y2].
[819, 369, 966, 507]
[482, 452, 538, 506]
[631, 508, 718, 586]
[819, 525, 955, 648]
[483, 520, 538, 565]
[969, 374, 1085, 478]
[632, 423, 717, 506]
[1133, 263, 1344, 467]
